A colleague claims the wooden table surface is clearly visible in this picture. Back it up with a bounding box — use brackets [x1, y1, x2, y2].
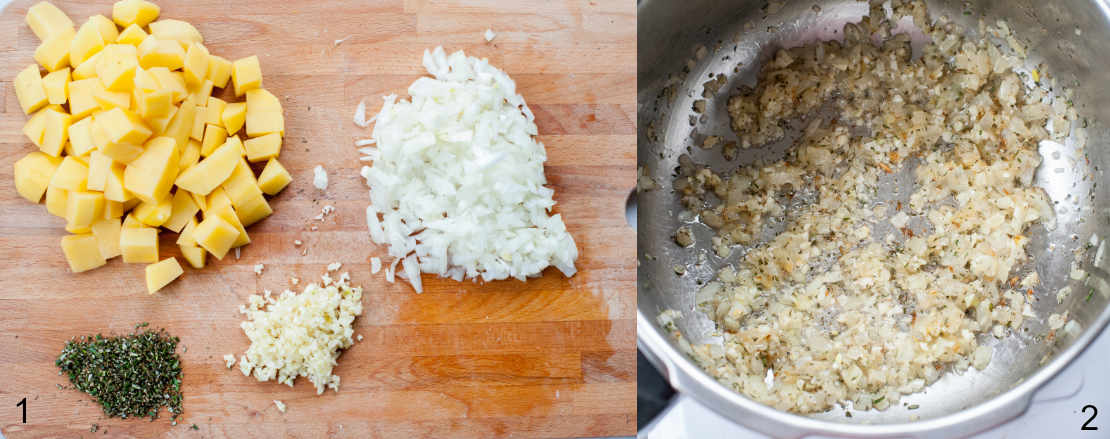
[0, 1, 637, 437]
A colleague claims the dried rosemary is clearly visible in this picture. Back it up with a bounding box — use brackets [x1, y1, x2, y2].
[55, 323, 183, 421]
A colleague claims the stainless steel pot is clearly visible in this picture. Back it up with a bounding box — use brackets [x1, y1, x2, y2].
[636, 0, 1110, 437]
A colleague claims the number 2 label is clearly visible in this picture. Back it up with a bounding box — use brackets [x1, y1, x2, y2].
[1082, 404, 1098, 431]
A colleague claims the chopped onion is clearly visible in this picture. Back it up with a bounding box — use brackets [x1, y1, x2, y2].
[313, 165, 328, 190]
[357, 47, 578, 292]
[484, 28, 496, 42]
[353, 100, 369, 127]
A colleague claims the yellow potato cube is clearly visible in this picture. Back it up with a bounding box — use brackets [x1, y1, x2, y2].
[163, 190, 200, 233]
[234, 189, 272, 227]
[179, 244, 206, 269]
[136, 89, 172, 120]
[60, 234, 106, 273]
[96, 44, 139, 92]
[244, 133, 282, 163]
[193, 215, 238, 259]
[86, 150, 113, 191]
[174, 139, 239, 195]
[176, 216, 198, 246]
[189, 79, 213, 104]
[40, 108, 71, 157]
[72, 52, 100, 80]
[49, 156, 88, 191]
[66, 78, 100, 119]
[187, 190, 207, 212]
[163, 100, 196, 149]
[132, 66, 158, 92]
[245, 89, 285, 137]
[90, 217, 122, 259]
[257, 158, 291, 196]
[148, 67, 187, 102]
[97, 108, 152, 145]
[88, 15, 119, 43]
[34, 29, 75, 71]
[138, 35, 184, 70]
[67, 117, 94, 155]
[146, 257, 183, 293]
[133, 197, 172, 227]
[120, 226, 158, 263]
[42, 68, 69, 105]
[112, 0, 160, 28]
[149, 19, 203, 45]
[190, 106, 207, 141]
[221, 158, 256, 201]
[104, 199, 125, 219]
[26, 1, 74, 41]
[65, 190, 105, 231]
[69, 20, 105, 67]
[23, 106, 49, 148]
[183, 43, 209, 85]
[201, 124, 228, 157]
[206, 54, 232, 89]
[205, 97, 226, 126]
[45, 185, 68, 217]
[205, 187, 232, 213]
[221, 102, 246, 136]
[231, 55, 262, 97]
[122, 212, 142, 228]
[13, 151, 62, 203]
[211, 205, 249, 248]
[103, 163, 132, 202]
[15, 64, 48, 114]
[116, 23, 148, 45]
[99, 142, 144, 164]
[123, 136, 179, 203]
[93, 86, 131, 110]
[147, 104, 177, 134]
[179, 138, 201, 170]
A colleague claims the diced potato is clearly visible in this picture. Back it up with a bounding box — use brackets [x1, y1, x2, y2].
[231, 55, 262, 97]
[45, 185, 68, 217]
[99, 142, 145, 164]
[211, 205, 249, 248]
[61, 234, 106, 273]
[221, 102, 246, 135]
[15, 64, 48, 114]
[42, 68, 69, 105]
[135, 89, 173, 119]
[86, 150, 113, 191]
[103, 163, 131, 202]
[174, 139, 239, 195]
[97, 108, 152, 145]
[191, 106, 207, 141]
[90, 217, 122, 259]
[34, 29, 75, 71]
[112, 0, 160, 28]
[67, 117, 93, 155]
[13, 151, 62, 203]
[116, 23, 148, 45]
[146, 257, 183, 293]
[88, 15, 119, 43]
[65, 190, 105, 231]
[179, 138, 201, 170]
[205, 97, 226, 125]
[66, 78, 100, 118]
[206, 187, 232, 213]
[49, 156, 88, 191]
[133, 66, 157, 92]
[221, 158, 256, 203]
[189, 79, 213, 104]
[96, 44, 139, 91]
[193, 214, 238, 259]
[201, 124, 228, 157]
[207, 54, 232, 89]
[163, 190, 199, 232]
[183, 43, 209, 85]
[122, 212, 142, 228]
[120, 226, 158, 263]
[235, 189, 272, 227]
[179, 244, 206, 268]
[148, 67, 186, 101]
[133, 197, 171, 227]
[104, 199, 125, 219]
[187, 190, 207, 212]
[147, 104, 177, 134]
[149, 19, 203, 45]
[69, 19, 106, 67]
[27, 1, 75, 41]
[40, 108, 71, 157]
[123, 136, 179, 203]
[93, 86, 130, 110]
[176, 216, 198, 246]
[257, 158, 291, 196]
[72, 52, 100, 80]
[138, 35, 185, 70]
[244, 133, 282, 163]
[23, 106, 50, 147]
[245, 88, 284, 137]
[163, 99, 196, 149]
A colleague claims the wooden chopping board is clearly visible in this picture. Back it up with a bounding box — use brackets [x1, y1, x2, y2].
[0, 0, 636, 437]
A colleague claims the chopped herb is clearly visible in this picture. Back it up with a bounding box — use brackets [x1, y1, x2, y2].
[874, 396, 886, 404]
[55, 323, 184, 422]
[191, 424, 199, 430]
[90, 424, 99, 433]
[963, 10, 972, 15]
[908, 404, 920, 410]
[1088, 289, 1095, 302]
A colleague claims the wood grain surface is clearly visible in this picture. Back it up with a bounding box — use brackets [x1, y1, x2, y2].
[0, 0, 637, 437]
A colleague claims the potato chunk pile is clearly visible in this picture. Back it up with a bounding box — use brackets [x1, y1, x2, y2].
[12, 0, 293, 293]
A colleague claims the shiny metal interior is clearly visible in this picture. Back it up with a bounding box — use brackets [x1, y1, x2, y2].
[636, 0, 1110, 437]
